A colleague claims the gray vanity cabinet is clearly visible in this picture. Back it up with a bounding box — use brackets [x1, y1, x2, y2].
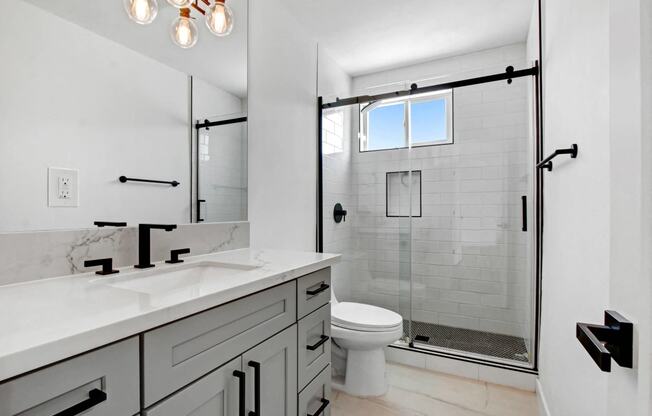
[143, 357, 243, 416]
[0, 267, 332, 416]
[297, 304, 331, 390]
[243, 325, 298, 416]
[0, 337, 139, 416]
[298, 365, 331, 416]
[142, 281, 297, 407]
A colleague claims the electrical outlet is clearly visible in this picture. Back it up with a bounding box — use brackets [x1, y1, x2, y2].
[48, 167, 79, 207]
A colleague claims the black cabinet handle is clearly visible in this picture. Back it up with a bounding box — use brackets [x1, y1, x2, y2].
[306, 283, 329, 296]
[576, 310, 633, 372]
[521, 195, 527, 232]
[53, 388, 107, 416]
[308, 398, 330, 416]
[233, 370, 246, 416]
[248, 361, 261, 416]
[306, 335, 330, 351]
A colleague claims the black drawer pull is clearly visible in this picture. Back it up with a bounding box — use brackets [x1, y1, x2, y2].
[306, 335, 330, 351]
[308, 398, 330, 416]
[248, 361, 261, 416]
[233, 370, 246, 416]
[306, 283, 329, 296]
[53, 388, 107, 416]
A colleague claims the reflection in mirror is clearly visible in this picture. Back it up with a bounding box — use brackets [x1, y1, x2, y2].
[192, 78, 248, 223]
[307, 0, 541, 368]
[0, 0, 247, 232]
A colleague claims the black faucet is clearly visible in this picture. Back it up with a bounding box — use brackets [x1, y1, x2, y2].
[135, 224, 177, 269]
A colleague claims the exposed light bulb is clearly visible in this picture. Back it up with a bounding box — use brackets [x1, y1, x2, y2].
[171, 9, 198, 49]
[166, 0, 192, 8]
[124, 0, 158, 25]
[206, 0, 234, 37]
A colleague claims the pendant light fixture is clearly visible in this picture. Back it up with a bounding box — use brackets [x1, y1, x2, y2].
[170, 8, 198, 49]
[206, 0, 234, 37]
[124, 0, 233, 48]
[124, 0, 158, 25]
[166, 0, 192, 7]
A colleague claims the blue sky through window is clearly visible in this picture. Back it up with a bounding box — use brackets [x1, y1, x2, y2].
[367, 103, 405, 150]
[411, 98, 447, 143]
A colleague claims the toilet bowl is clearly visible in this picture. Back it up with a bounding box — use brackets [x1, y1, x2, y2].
[330, 290, 403, 397]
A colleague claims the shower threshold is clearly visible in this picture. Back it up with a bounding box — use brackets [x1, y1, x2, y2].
[402, 320, 531, 364]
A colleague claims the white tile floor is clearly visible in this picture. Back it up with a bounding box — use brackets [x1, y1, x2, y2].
[331, 363, 539, 416]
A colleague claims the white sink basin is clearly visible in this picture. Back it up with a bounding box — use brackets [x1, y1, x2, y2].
[99, 261, 260, 307]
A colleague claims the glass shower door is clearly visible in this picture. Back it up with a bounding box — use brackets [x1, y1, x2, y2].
[407, 75, 535, 367]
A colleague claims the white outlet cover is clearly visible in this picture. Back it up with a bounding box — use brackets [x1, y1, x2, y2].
[48, 167, 79, 207]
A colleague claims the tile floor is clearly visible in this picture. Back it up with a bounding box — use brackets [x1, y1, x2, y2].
[331, 363, 539, 416]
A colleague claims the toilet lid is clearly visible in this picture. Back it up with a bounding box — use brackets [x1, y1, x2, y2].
[331, 302, 403, 332]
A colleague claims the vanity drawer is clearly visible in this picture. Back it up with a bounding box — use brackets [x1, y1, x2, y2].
[0, 337, 139, 416]
[297, 268, 331, 319]
[298, 365, 331, 416]
[298, 303, 331, 390]
[142, 281, 296, 407]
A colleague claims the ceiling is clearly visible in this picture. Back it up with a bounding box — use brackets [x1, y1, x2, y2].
[283, 0, 535, 77]
[23, 0, 247, 98]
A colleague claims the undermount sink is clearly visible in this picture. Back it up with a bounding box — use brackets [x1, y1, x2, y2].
[98, 261, 260, 307]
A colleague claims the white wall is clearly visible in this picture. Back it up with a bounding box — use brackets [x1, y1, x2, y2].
[537, 0, 611, 414]
[606, 0, 651, 414]
[0, 0, 243, 232]
[248, 0, 318, 250]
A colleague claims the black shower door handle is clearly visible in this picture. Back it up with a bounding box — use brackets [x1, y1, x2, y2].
[521, 195, 527, 232]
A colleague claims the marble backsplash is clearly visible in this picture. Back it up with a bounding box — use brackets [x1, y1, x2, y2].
[0, 222, 249, 286]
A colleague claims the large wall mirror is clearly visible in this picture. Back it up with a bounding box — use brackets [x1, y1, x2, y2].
[0, 0, 247, 232]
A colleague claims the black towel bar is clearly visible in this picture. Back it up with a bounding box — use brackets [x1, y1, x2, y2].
[536, 144, 578, 171]
[119, 176, 180, 187]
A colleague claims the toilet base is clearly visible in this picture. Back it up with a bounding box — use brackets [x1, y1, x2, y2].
[342, 348, 388, 397]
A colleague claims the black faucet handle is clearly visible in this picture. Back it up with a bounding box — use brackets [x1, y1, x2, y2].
[166, 248, 191, 264]
[84, 258, 119, 275]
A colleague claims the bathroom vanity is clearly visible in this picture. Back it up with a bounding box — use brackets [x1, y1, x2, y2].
[0, 249, 338, 416]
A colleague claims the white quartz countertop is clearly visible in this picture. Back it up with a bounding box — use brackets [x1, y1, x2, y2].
[0, 248, 340, 382]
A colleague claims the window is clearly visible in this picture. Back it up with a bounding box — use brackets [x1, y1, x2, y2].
[322, 109, 345, 155]
[360, 90, 453, 152]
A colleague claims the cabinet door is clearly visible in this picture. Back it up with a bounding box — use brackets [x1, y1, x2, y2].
[243, 325, 297, 416]
[143, 357, 244, 416]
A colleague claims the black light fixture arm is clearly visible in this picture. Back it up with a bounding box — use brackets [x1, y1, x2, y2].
[536, 144, 578, 171]
[119, 176, 180, 187]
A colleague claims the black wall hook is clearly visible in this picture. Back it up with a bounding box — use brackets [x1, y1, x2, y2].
[576, 310, 633, 372]
[536, 144, 578, 171]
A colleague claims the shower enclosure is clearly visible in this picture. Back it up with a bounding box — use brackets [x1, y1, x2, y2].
[318, 62, 541, 370]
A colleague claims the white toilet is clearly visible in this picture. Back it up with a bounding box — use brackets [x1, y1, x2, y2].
[330, 289, 403, 397]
